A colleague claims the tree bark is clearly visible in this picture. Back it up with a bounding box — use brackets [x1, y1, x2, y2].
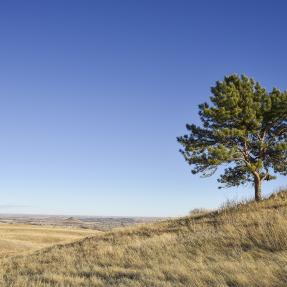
[254, 176, 262, 202]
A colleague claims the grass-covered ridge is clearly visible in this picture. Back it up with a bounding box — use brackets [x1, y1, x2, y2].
[1, 191, 287, 287]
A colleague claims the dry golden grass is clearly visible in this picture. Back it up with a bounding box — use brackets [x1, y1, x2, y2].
[1, 191, 287, 286]
[0, 224, 99, 258]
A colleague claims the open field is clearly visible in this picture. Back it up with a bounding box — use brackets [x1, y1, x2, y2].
[0, 191, 287, 286]
[0, 215, 160, 258]
[0, 224, 99, 258]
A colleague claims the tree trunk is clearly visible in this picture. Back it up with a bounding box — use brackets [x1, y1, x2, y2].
[254, 176, 262, 202]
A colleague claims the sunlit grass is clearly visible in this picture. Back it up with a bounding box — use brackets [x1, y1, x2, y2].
[0, 224, 99, 258]
[0, 191, 287, 286]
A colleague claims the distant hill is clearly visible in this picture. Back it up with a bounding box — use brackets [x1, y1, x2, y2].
[1, 191, 287, 286]
[0, 214, 161, 231]
[63, 216, 83, 224]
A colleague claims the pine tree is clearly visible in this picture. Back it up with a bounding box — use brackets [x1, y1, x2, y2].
[177, 75, 287, 201]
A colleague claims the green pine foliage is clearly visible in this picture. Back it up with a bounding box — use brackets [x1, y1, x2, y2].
[177, 75, 287, 200]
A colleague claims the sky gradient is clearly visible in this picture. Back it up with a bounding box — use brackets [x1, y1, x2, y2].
[0, 0, 286, 216]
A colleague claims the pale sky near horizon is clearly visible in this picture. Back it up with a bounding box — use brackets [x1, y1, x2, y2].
[0, 1, 286, 216]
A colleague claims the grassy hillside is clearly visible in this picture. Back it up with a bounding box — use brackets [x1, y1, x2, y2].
[0, 224, 99, 258]
[1, 191, 287, 287]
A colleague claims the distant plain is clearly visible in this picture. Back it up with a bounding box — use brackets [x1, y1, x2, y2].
[0, 214, 161, 258]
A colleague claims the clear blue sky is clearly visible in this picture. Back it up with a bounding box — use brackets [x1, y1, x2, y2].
[0, 1, 286, 216]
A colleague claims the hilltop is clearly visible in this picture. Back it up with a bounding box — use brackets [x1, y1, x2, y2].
[0, 191, 287, 286]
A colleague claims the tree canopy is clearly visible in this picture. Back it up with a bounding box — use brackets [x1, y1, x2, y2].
[177, 75, 287, 201]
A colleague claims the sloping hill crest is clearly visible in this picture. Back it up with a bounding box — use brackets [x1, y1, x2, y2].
[1, 190, 287, 287]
